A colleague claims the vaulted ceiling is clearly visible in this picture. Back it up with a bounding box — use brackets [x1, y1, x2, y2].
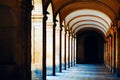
[44, 0, 120, 36]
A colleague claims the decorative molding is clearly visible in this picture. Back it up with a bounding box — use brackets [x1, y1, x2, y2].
[53, 19, 58, 22]
[32, 14, 44, 19]
[46, 22, 54, 26]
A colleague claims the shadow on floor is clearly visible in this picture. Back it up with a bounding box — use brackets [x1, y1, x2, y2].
[47, 64, 120, 80]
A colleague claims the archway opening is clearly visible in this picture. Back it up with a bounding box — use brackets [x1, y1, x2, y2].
[76, 30, 104, 64]
[84, 34, 99, 64]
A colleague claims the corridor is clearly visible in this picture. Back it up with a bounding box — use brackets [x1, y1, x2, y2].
[2, 0, 120, 80]
[47, 64, 120, 80]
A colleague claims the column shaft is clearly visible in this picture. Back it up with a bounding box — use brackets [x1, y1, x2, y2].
[68, 33, 70, 68]
[59, 28, 62, 72]
[74, 37, 75, 66]
[42, 14, 47, 80]
[53, 23, 56, 75]
[71, 36, 73, 67]
[64, 32, 66, 70]
[114, 32, 116, 73]
[117, 28, 120, 76]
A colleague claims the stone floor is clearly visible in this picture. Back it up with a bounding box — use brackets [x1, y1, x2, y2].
[47, 64, 120, 80]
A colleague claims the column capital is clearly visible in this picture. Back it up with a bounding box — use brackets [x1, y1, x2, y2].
[60, 25, 64, 31]
[53, 19, 58, 28]
[74, 35, 76, 38]
[72, 34, 75, 38]
[108, 34, 113, 38]
[68, 31, 71, 37]
[106, 30, 113, 38]
[117, 20, 120, 29]
[43, 14, 48, 21]
[65, 30, 67, 35]
[60, 27, 63, 31]
[115, 17, 120, 29]
[53, 22, 57, 28]
[112, 26, 117, 33]
[53, 18, 58, 23]
[43, 10, 50, 14]
[104, 38, 108, 43]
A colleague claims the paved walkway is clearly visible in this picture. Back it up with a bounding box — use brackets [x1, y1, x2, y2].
[47, 64, 120, 80]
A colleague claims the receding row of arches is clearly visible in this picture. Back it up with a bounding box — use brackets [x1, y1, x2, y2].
[0, 0, 120, 80]
[31, 0, 120, 80]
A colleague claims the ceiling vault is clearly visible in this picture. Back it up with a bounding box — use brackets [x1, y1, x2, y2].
[45, 0, 120, 37]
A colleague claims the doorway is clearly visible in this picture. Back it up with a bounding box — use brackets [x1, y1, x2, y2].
[84, 36, 98, 64]
[76, 30, 104, 64]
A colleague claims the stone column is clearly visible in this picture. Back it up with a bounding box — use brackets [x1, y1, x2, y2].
[42, 11, 48, 80]
[104, 40, 107, 65]
[113, 32, 117, 73]
[108, 38, 110, 69]
[53, 21, 56, 75]
[21, 1, 33, 80]
[111, 35, 114, 73]
[110, 35, 112, 71]
[59, 26, 62, 72]
[109, 34, 113, 72]
[68, 32, 70, 68]
[73, 36, 76, 66]
[105, 39, 108, 67]
[71, 35, 73, 67]
[116, 28, 120, 77]
[108, 37, 111, 70]
[66, 31, 69, 68]
[55, 24, 60, 72]
[64, 31, 67, 70]
[105, 39, 108, 68]
[72, 35, 75, 66]
[61, 27, 65, 70]
[74, 36, 77, 65]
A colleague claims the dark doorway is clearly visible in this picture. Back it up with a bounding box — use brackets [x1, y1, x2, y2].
[84, 36, 98, 64]
[76, 30, 104, 64]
